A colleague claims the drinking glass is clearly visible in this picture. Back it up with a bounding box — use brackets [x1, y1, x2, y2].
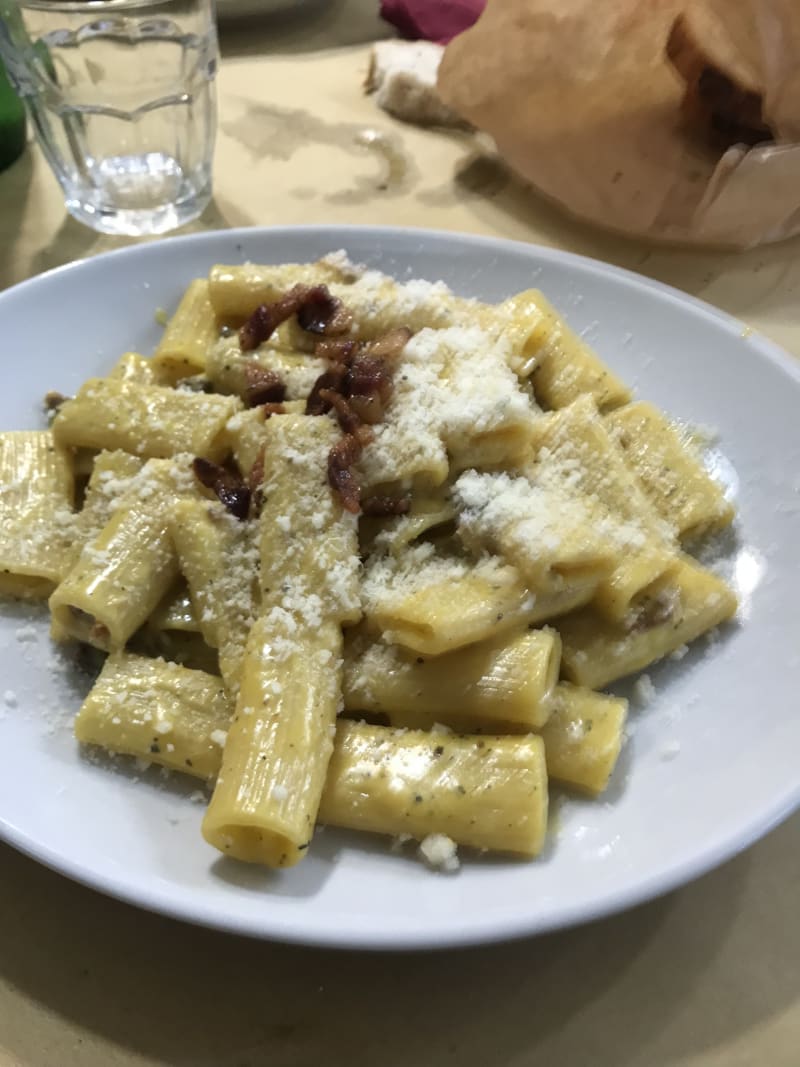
[0, 0, 218, 235]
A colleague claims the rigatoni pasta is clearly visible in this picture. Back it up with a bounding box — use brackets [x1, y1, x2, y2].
[52, 378, 239, 461]
[0, 431, 74, 598]
[0, 252, 738, 876]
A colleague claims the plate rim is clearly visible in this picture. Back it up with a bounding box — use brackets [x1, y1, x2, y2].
[1, 224, 799, 951]
[4, 223, 800, 389]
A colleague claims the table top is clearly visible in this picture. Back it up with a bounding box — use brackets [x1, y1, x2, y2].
[1, 3, 799, 1065]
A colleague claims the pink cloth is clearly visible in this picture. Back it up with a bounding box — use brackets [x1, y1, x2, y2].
[380, 0, 485, 44]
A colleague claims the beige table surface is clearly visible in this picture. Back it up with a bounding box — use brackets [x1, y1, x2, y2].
[1, 3, 799, 1065]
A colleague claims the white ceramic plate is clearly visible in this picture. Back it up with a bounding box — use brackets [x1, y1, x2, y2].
[1, 226, 798, 950]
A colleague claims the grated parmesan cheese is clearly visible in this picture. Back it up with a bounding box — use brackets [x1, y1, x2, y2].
[418, 833, 460, 872]
[359, 325, 536, 488]
[633, 674, 656, 707]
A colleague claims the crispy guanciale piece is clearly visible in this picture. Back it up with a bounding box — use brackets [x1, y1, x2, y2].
[306, 365, 348, 416]
[318, 389, 364, 437]
[328, 432, 369, 514]
[192, 457, 251, 521]
[310, 323, 412, 512]
[242, 364, 286, 408]
[239, 285, 352, 351]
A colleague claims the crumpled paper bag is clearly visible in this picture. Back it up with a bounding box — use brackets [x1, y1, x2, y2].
[438, 0, 800, 248]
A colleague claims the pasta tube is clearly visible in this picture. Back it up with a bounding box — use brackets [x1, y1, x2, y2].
[258, 414, 360, 625]
[529, 396, 678, 624]
[223, 403, 306, 479]
[107, 351, 159, 385]
[343, 627, 560, 731]
[147, 580, 201, 633]
[66, 450, 143, 567]
[344, 677, 627, 797]
[76, 655, 548, 856]
[52, 378, 239, 461]
[0, 430, 74, 598]
[152, 279, 220, 382]
[540, 684, 628, 795]
[606, 402, 734, 540]
[169, 496, 259, 691]
[362, 551, 542, 656]
[321, 722, 548, 856]
[201, 616, 342, 867]
[49, 460, 184, 650]
[202, 415, 361, 866]
[75, 653, 229, 780]
[502, 290, 631, 410]
[453, 469, 617, 601]
[558, 558, 738, 688]
[207, 259, 360, 320]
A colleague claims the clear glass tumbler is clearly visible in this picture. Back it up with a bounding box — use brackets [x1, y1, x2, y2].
[0, 0, 218, 235]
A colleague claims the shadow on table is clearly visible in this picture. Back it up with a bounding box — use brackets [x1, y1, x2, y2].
[0, 149, 34, 243]
[18, 197, 241, 281]
[0, 815, 797, 1067]
[218, 0, 390, 61]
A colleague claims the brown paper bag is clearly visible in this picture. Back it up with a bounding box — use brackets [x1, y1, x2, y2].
[438, 0, 800, 248]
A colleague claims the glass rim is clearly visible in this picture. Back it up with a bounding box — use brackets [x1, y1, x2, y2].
[12, 0, 201, 12]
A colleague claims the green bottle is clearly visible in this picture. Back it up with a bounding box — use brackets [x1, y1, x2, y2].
[0, 53, 25, 171]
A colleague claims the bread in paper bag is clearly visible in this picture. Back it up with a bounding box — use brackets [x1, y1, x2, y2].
[437, 0, 800, 248]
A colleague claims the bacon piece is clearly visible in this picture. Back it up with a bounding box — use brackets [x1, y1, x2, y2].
[308, 351, 396, 424]
[243, 364, 286, 408]
[345, 353, 394, 425]
[364, 326, 412, 361]
[347, 394, 384, 425]
[239, 302, 288, 352]
[296, 288, 353, 336]
[361, 494, 412, 517]
[347, 353, 393, 398]
[306, 365, 348, 415]
[44, 390, 70, 412]
[262, 402, 286, 419]
[192, 458, 251, 521]
[314, 337, 360, 363]
[309, 324, 412, 514]
[318, 389, 362, 436]
[314, 326, 411, 366]
[239, 284, 350, 351]
[328, 434, 364, 514]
